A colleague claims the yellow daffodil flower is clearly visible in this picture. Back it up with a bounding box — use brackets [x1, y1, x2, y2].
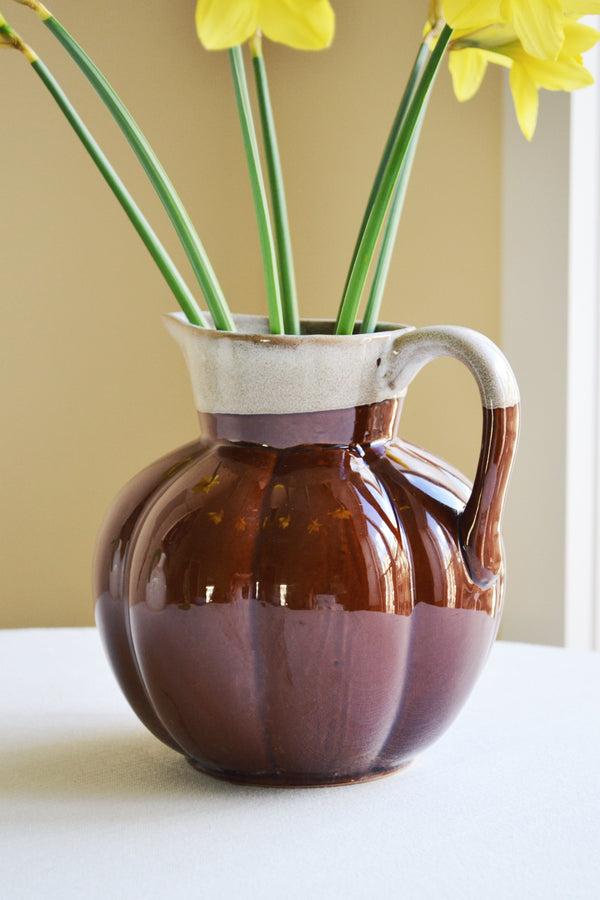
[443, 0, 566, 60]
[506, 19, 599, 137]
[195, 0, 335, 51]
[449, 17, 599, 139]
[437, 2, 600, 140]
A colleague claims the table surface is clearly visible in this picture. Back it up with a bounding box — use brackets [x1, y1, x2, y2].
[2, 628, 599, 899]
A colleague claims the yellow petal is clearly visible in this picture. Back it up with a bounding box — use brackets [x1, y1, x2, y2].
[448, 47, 489, 100]
[260, 0, 335, 50]
[518, 52, 595, 90]
[443, 0, 503, 31]
[502, 0, 564, 59]
[479, 47, 513, 68]
[451, 22, 518, 50]
[561, 19, 600, 55]
[195, 0, 258, 50]
[509, 62, 539, 139]
[564, 2, 600, 14]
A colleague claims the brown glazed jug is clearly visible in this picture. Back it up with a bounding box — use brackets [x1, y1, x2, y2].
[94, 314, 520, 786]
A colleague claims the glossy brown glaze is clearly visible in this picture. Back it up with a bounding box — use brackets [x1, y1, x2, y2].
[461, 405, 521, 587]
[198, 398, 401, 448]
[93, 440, 207, 750]
[92, 398, 520, 785]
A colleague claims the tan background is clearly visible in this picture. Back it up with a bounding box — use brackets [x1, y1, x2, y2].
[0, 1, 501, 628]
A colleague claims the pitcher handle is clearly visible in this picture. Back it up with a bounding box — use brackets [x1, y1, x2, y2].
[386, 326, 520, 588]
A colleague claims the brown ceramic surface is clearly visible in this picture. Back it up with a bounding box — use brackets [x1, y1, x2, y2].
[93, 440, 206, 751]
[95, 399, 519, 785]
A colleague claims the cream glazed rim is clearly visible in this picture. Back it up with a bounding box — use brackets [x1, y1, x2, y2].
[165, 311, 412, 341]
[163, 312, 520, 416]
[164, 312, 415, 416]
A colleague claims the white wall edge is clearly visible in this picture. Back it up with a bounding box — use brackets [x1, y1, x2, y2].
[501, 25, 600, 650]
[565, 27, 600, 650]
[501, 86, 569, 647]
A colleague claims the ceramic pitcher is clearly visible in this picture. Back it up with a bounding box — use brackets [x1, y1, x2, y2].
[94, 314, 519, 785]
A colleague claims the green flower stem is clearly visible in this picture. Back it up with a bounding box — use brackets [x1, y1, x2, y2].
[0, 21, 208, 326]
[33, 58, 209, 326]
[12, 1, 234, 330]
[250, 33, 299, 335]
[335, 27, 452, 334]
[339, 41, 431, 319]
[360, 97, 429, 334]
[229, 44, 283, 335]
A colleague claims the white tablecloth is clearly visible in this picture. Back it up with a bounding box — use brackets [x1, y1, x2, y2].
[1, 628, 599, 899]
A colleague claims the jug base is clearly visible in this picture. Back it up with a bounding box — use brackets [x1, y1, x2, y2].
[185, 758, 413, 788]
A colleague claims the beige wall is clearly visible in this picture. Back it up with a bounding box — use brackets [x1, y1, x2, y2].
[0, 1, 501, 628]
